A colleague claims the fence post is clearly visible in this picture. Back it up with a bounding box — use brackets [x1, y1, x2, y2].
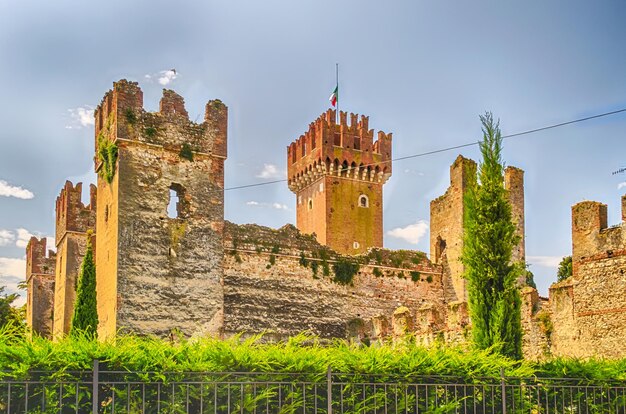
[327, 366, 332, 414]
[92, 359, 99, 414]
[500, 367, 507, 414]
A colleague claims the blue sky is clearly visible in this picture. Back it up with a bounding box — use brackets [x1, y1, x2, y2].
[1, 0, 625, 305]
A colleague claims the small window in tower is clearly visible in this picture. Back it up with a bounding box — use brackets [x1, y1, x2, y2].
[308, 198, 313, 210]
[167, 183, 188, 218]
[104, 205, 109, 223]
[319, 183, 324, 192]
[353, 241, 360, 249]
[167, 190, 178, 218]
[358, 195, 369, 208]
[298, 196, 302, 205]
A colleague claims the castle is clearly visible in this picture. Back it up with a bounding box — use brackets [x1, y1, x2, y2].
[25, 79, 626, 359]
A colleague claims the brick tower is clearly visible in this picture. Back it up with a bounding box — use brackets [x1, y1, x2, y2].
[93, 80, 227, 339]
[287, 110, 392, 254]
[52, 181, 96, 339]
[25, 237, 56, 338]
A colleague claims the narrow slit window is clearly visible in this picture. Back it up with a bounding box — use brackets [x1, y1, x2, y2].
[167, 183, 187, 218]
[167, 189, 179, 218]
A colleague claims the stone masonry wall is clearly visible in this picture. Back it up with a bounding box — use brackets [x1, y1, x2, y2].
[430, 156, 526, 302]
[520, 195, 626, 360]
[94, 80, 227, 339]
[25, 237, 56, 338]
[53, 181, 96, 339]
[222, 222, 445, 341]
[429, 156, 477, 302]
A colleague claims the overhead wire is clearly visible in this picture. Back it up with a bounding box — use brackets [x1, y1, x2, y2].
[224, 107, 626, 191]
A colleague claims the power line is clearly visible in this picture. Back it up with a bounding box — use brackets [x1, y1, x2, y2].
[225, 107, 626, 192]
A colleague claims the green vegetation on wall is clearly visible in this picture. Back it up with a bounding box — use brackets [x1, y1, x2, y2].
[97, 133, 118, 184]
[179, 143, 194, 161]
[332, 258, 359, 286]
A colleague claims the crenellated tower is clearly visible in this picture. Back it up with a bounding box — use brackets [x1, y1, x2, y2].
[93, 80, 227, 339]
[52, 181, 96, 339]
[25, 237, 56, 338]
[287, 109, 392, 254]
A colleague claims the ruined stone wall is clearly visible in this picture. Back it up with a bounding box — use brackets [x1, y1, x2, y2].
[25, 237, 56, 338]
[557, 197, 626, 358]
[53, 181, 96, 339]
[430, 156, 526, 302]
[94, 80, 227, 339]
[288, 110, 391, 255]
[519, 196, 626, 360]
[429, 156, 476, 302]
[504, 166, 525, 264]
[222, 222, 445, 341]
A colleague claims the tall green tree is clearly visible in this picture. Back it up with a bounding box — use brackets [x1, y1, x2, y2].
[71, 237, 98, 338]
[0, 286, 24, 331]
[462, 112, 522, 359]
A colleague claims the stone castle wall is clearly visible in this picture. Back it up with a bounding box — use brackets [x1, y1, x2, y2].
[53, 181, 96, 338]
[222, 222, 446, 341]
[94, 80, 227, 339]
[520, 195, 626, 360]
[429, 156, 525, 302]
[25, 237, 56, 338]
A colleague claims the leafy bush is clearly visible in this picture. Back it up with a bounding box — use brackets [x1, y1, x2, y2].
[332, 259, 359, 286]
[557, 256, 572, 282]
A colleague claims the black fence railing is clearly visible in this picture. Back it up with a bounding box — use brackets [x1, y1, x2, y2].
[1, 361, 626, 413]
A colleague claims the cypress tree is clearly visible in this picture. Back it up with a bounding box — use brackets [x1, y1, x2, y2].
[461, 112, 522, 359]
[71, 236, 98, 338]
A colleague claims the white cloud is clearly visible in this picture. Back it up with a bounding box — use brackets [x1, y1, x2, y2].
[246, 201, 290, 210]
[0, 230, 15, 246]
[0, 180, 34, 199]
[256, 164, 286, 179]
[145, 69, 179, 86]
[618, 182, 626, 190]
[527, 255, 563, 268]
[15, 228, 33, 249]
[159, 69, 177, 85]
[0, 259, 26, 284]
[13, 228, 54, 251]
[387, 220, 429, 244]
[66, 106, 94, 129]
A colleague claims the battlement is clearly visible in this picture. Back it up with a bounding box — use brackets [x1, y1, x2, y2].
[55, 181, 96, 246]
[572, 196, 626, 271]
[287, 109, 392, 192]
[94, 79, 227, 172]
[25, 237, 56, 279]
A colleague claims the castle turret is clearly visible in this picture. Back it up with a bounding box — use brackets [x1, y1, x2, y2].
[287, 109, 392, 254]
[52, 181, 96, 339]
[25, 237, 56, 339]
[94, 80, 227, 339]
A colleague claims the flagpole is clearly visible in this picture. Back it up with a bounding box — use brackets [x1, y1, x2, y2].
[336, 63, 339, 124]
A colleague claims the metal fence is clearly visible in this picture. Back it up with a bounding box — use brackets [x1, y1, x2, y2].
[1, 361, 626, 413]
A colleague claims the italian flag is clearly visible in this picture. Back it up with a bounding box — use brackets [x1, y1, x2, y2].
[329, 85, 338, 107]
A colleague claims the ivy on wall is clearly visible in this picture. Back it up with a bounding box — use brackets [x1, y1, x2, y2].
[97, 132, 118, 184]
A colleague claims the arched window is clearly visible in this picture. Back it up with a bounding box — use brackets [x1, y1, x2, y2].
[308, 198, 313, 210]
[358, 194, 369, 208]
